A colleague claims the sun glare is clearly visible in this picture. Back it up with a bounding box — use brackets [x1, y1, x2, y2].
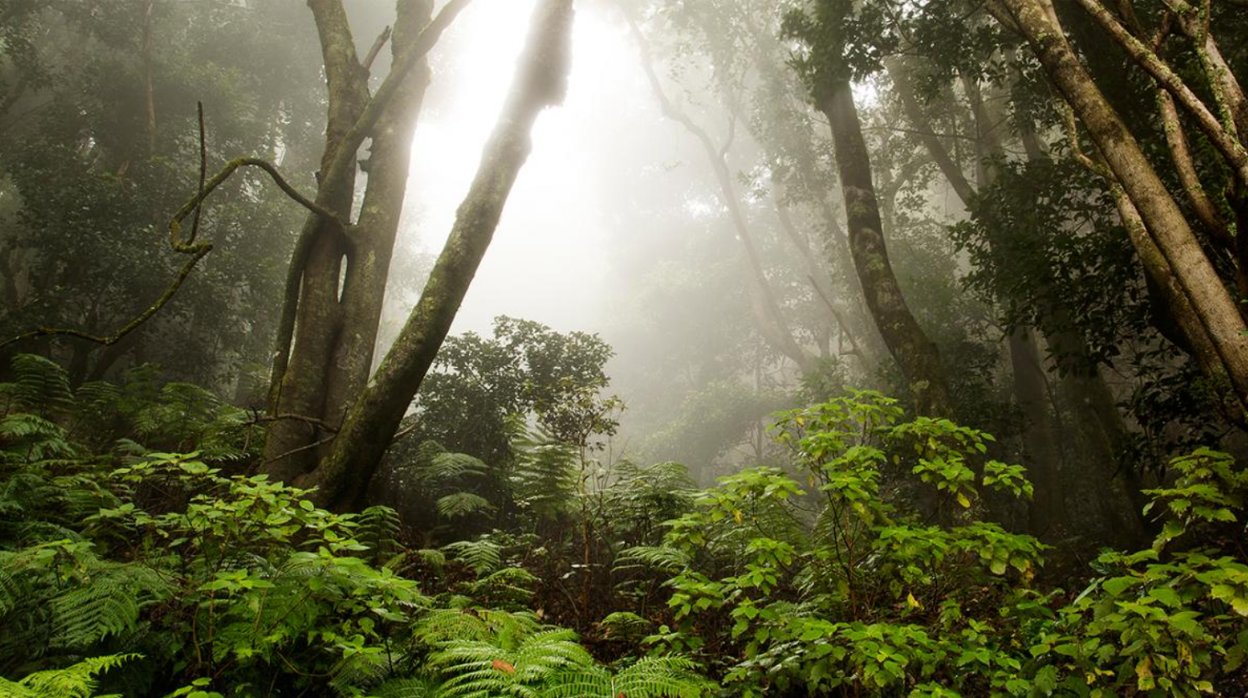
[400, 0, 645, 336]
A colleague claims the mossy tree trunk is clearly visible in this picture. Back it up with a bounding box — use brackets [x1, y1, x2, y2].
[262, 0, 460, 482]
[299, 0, 576, 509]
[814, 76, 953, 417]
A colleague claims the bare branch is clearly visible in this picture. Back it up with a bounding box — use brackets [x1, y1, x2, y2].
[362, 25, 393, 73]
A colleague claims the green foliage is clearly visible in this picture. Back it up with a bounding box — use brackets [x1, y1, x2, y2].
[3, 360, 1246, 697]
[407, 317, 620, 468]
[509, 420, 581, 523]
[0, 654, 138, 698]
[638, 391, 1055, 694]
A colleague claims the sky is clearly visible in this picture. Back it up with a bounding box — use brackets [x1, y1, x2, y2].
[390, 0, 664, 338]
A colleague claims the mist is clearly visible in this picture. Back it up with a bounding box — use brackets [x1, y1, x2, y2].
[3, 0, 1248, 694]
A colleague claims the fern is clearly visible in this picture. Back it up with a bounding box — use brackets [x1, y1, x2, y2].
[613, 546, 689, 575]
[460, 567, 538, 606]
[541, 656, 708, 698]
[509, 421, 579, 522]
[437, 493, 495, 520]
[411, 608, 542, 646]
[597, 611, 653, 641]
[431, 629, 594, 698]
[2, 653, 138, 698]
[357, 505, 403, 560]
[0, 414, 77, 462]
[0, 355, 74, 416]
[424, 452, 489, 486]
[443, 539, 503, 576]
[49, 564, 171, 650]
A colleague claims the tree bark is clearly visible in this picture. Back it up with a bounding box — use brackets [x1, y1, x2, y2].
[299, 0, 576, 509]
[815, 77, 953, 416]
[994, 0, 1248, 412]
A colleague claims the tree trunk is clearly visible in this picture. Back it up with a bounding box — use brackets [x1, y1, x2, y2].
[995, 0, 1248, 412]
[299, 0, 575, 509]
[322, 0, 434, 436]
[262, 0, 449, 481]
[815, 77, 953, 416]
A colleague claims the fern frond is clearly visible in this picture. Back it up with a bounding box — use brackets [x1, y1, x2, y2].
[425, 453, 489, 486]
[411, 608, 541, 646]
[431, 629, 592, 698]
[443, 539, 503, 576]
[358, 505, 402, 556]
[49, 564, 171, 650]
[509, 422, 578, 522]
[597, 611, 653, 641]
[613, 546, 688, 575]
[437, 493, 495, 520]
[3, 355, 74, 414]
[11, 653, 139, 698]
[542, 656, 707, 698]
[0, 414, 77, 461]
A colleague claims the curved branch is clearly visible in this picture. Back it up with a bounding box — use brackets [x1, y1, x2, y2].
[2, 152, 335, 351]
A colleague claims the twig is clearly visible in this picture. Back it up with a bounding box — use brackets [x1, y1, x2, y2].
[362, 25, 393, 73]
[247, 410, 340, 434]
[264, 433, 337, 465]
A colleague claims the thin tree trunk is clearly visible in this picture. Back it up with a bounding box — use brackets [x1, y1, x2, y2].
[300, 0, 575, 509]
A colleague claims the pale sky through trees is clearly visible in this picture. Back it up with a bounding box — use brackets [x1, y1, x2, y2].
[396, 0, 665, 339]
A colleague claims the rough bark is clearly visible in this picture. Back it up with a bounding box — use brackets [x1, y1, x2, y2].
[815, 77, 953, 416]
[262, 0, 463, 481]
[299, 0, 575, 509]
[995, 0, 1248, 413]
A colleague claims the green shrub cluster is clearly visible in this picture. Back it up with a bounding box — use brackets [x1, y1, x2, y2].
[2, 357, 1247, 696]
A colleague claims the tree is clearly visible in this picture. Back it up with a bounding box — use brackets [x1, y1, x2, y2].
[985, 0, 1248, 416]
[261, 0, 470, 481]
[784, 0, 955, 416]
[297, 0, 577, 509]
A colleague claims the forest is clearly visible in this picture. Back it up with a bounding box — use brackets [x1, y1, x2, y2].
[2, 0, 1248, 695]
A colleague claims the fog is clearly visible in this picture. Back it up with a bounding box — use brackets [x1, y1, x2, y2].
[397, 0, 642, 337]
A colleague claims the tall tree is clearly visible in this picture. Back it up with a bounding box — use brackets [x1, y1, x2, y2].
[785, 0, 954, 416]
[262, 0, 470, 481]
[299, 0, 577, 509]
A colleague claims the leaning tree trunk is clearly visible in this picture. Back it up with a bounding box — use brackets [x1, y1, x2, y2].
[299, 0, 576, 509]
[992, 0, 1248, 414]
[815, 76, 953, 416]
